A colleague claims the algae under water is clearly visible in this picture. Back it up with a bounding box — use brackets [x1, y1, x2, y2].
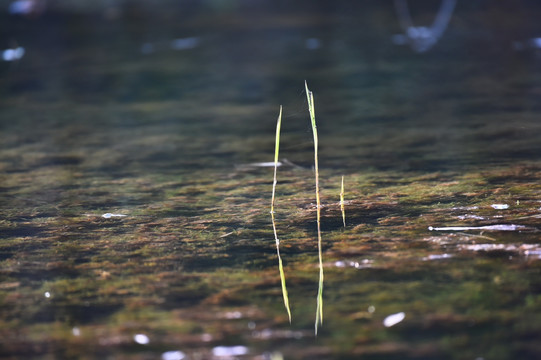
[2, 2, 541, 359]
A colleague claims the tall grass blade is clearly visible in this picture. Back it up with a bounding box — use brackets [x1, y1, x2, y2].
[340, 175, 346, 227]
[305, 81, 324, 335]
[271, 105, 291, 323]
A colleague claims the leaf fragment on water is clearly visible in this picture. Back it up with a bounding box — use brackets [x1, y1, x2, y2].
[102, 213, 127, 219]
[428, 224, 531, 232]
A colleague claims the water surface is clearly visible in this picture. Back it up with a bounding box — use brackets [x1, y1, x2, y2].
[1, 2, 541, 359]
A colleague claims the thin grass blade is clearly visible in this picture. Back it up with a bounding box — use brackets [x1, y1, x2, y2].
[270, 106, 291, 323]
[305, 81, 324, 334]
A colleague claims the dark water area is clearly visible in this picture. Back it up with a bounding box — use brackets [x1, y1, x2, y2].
[2, 1, 541, 359]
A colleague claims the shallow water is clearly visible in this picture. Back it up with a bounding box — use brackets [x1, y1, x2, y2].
[2, 2, 541, 359]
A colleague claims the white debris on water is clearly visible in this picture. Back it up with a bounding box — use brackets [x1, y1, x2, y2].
[161, 351, 186, 360]
[491, 204, 509, 210]
[212, 345, 249, 357]
[428, 224, 530, 232]
[334, 259, 373, 269]
[223, 311, 243, 319]
[134, 334, 150, 345]
[383, 312, 405, 327]
[423, 253, 453, 261]
[102, 213, 127, 219]
[251, 328, 304, 340]
[457, 214, 485, 220]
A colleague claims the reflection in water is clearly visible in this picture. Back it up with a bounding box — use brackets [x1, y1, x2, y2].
[2, 46, 25, 61]
[393, 0, 456, 52]
[8, 0, 46, 16]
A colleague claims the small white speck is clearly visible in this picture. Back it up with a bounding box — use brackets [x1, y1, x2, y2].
[134, 334, 149, 345]
[44, 291, 51, 298]
[491, 204, 509, 210]
[383, 312, 405, 327]
[72, 327, 81, 336]
[368, 305, 375, 313]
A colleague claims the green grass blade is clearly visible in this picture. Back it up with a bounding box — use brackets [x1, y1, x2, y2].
[270, 106, 291, 323]
[305, 81, 324, 334]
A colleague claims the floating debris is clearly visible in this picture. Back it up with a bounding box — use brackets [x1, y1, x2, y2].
[383, 312, 405, 327]
[423, 253, 453, 261]
[235, 161, 281, 170]
[525, 249, 541, 258]
[161, 351, 186, 360]
[102, 213, 127, 219]
[491, 204, 509, 210]
[428, 224, 532, 232]
[223, 311, 243, 319]
[334, 259, 373, 269]
[133, 334, 149, 345]
[212, 345, 248, 357]
[44, 291, 51, 298]
[251, 329, 304, 340]
[458, 243, 541, 256]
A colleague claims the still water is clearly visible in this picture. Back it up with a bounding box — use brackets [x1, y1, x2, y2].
[1, 1, 541, 359]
